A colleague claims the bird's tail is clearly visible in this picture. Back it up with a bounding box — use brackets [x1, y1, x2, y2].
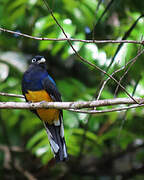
[43, 116, 68, 162]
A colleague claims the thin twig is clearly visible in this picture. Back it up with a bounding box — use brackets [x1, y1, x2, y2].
[94, 15, 144, 104]
[69, 104, 144, 114]
[42, 0, 138, 103]
[94, 0, 115, 28]
[14, 159, 37, 180]
[0, 92, 24, 98]
[0, 114, 16, 179]
[114, 36, 144, 96]
[92, 0, 103, 40]
[114, 53, 140, 97]
[96, 48, 144, 100]
[106, 14, 144, 72]
[0, 27, 143, 45]
[117, 78, 140, 139]
[0, 145, 24, 169]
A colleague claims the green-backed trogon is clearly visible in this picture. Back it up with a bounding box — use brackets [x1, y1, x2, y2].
[22, 55, 68, 162]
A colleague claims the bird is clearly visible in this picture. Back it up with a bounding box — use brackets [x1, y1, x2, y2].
[22, 55, 68, 162]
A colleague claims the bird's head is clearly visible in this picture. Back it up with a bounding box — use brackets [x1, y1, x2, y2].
[31, 55, 46, 65]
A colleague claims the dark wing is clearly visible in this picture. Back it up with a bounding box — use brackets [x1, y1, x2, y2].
[42, 77, 68, 162]
[42, 76, 62, 102]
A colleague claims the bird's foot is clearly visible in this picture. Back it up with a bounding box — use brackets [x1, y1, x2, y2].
[28, 101, 32, 103]
[40, 100, 47, 104]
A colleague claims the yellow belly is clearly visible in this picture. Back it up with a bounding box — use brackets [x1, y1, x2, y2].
[25, 90, 59, 124]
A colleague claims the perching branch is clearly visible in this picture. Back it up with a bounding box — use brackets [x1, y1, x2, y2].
[0, 96, 144, 111]
[1, 91, 144, 114]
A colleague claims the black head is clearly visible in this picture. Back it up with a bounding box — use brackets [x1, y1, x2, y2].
[31, 55, 46, 65]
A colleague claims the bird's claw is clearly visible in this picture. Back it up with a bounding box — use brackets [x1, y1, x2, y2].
[40, 101, 47, 104]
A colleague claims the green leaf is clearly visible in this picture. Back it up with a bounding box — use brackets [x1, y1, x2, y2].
[33, 13, 60, 36]
[51, 20, 76, 55]
[26, 129, 46, 149]
[39, 32, 59, 51]
[62, 33, 85, 59]
[80, 43, 98, 64]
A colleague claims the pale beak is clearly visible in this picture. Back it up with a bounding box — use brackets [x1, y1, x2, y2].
[38, 58, 46, 64]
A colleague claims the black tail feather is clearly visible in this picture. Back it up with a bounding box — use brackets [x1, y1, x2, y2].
[43, 121, 68, 162]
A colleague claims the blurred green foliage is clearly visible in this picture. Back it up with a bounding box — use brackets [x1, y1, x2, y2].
[1, 0, 144, 179]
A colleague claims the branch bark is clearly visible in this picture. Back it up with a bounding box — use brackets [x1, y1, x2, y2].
[0, 97, 143, 110]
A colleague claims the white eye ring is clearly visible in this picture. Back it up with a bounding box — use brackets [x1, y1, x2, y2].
[32, 58, 36, 63]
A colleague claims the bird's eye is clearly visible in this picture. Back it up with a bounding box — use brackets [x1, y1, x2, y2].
[32, 58, 36, 63]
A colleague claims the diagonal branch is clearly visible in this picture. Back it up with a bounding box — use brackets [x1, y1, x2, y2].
[114, 47, 144, 96]
[42, 0, 138, 103]
[106, 14, 144, 71]
[96, 48, 144, 100]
